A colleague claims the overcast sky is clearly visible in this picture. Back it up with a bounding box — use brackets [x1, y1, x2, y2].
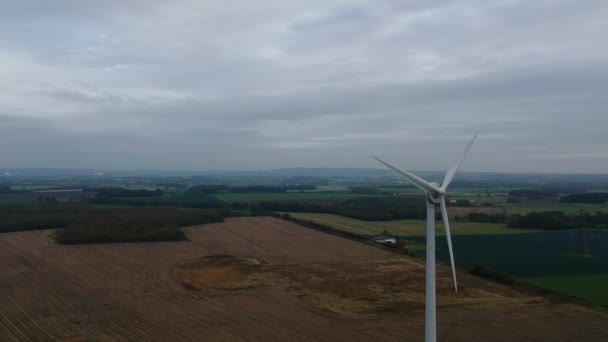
[1, 0, 607, 173]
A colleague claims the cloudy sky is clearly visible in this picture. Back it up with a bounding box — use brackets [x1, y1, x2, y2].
[1, 0, 607, 173]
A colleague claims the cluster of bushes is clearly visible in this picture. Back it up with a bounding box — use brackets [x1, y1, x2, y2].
[467, 212, 507, 223]
[508, 189, 558, 199]
[186, 185, 230, 194]
[578, 211, 608, 226]
[37, 195, 58, 202]
[507, 197, 520, 203]
[469, 265, 515, 285]
[87, 186, 227, 209]
[230, 185, 316, 192]
[448, 199, 474, 207]
[90, 196, 227, 209]
[156, 183, 188, 189]
[187, 184, 317, 194]
[507, 211, 572, 229]
[278, 213, 369, 241]
[92, 188, 164, 198]
[257, 197, 426, 221]
[348, 186, 379, 194]
[55, 207, 224, 244]
[0, 184, 17, 193]
[229, 202, 250, 210]
[560, 192, 608, 204]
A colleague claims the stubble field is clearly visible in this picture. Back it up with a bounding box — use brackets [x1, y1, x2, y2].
[0, 217, 607, 341]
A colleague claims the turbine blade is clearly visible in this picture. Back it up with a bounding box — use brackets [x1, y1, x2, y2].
[440, 196, 458, 293]
[373, 156, 443, 194]
[441, 132, 478, 191]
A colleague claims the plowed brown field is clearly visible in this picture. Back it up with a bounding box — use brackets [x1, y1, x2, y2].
[0, 217, 607, 341]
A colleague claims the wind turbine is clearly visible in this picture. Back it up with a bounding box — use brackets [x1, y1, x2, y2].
[373, 133, 478, 342]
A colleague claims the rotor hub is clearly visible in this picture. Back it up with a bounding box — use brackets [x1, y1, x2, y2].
[427, 182, 442, 204]
[426, 192, 440, 204]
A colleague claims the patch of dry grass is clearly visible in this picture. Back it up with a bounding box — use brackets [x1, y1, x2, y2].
[175, 256, 545, 317]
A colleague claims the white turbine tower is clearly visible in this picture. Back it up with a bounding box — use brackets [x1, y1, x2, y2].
[373, 133, 478, 342]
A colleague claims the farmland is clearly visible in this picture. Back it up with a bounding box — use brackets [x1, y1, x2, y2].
[214, 192, 378, 203]
[1, 217, 607, 341]
[285, 212, 537, 236]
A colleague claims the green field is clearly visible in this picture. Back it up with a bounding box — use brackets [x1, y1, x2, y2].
[523, 274, 608, 306]
[406, 230, 608, 307]
[286, 212, 537, 236]
[214, 192, 378, 203]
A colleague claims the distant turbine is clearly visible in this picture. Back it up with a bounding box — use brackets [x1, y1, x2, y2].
[373, 133, 478, 342]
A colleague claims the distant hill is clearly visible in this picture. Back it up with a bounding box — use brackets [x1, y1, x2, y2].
[2, 167, 608, 187]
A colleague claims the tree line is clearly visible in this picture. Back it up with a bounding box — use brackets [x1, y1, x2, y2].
[507, 211, 608, 230]
[0, 202, 226, 243]
[257, 197, 427, 221]
[55, 207, 224, 244]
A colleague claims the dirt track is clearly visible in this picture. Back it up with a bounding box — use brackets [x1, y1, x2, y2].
[1, 217, 607, 341]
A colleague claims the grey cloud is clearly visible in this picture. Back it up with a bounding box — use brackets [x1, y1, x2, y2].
[154, 60, 608, 126]
[0, 0, 607, 172]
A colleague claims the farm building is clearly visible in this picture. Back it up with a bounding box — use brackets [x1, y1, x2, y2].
[372, 234, 397, 245]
